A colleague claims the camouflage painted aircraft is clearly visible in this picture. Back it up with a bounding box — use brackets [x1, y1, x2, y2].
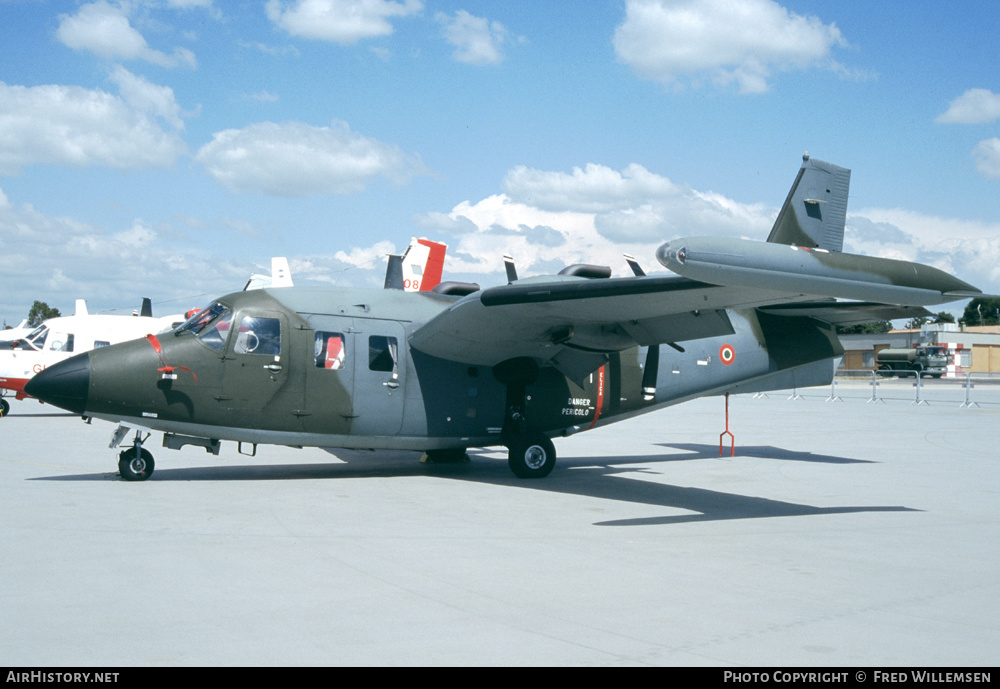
[26, 156, 985, 480]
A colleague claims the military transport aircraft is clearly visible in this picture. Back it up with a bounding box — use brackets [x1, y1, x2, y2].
[26, 155, 985, 480]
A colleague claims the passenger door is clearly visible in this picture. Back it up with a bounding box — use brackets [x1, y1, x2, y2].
[349, 319, 406, 437]
[301, 315, 355, 435]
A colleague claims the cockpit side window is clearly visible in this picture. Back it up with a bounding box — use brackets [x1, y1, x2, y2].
[233, 316, 281, 356]
[47, 332, 74, 352]
[315, 332, 346, 369]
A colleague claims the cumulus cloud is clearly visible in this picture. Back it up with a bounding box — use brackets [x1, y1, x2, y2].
[971, 138, 1000, 180]
[266, 0, 422, 44]
[436, 10, 510, 65]
[504, 163, 677, 213]
[503, 162, 772, 242]
[0, 71, 187, 175]
[936, 90, 1000, 180]
[414, 161, 775, 279]
[847, 208, 1000, 292]
[0, 191, 249, 320]
[56, 1, 196, 68]
[613, 0, 846, 93]
[936, 88, 1000, 124]
[194, 120, 426, 196]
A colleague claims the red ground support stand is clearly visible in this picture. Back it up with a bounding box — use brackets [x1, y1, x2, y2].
[719, 392, 735, 457]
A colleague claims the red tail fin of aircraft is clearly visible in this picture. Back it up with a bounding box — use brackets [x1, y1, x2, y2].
[385, 237, 448, 291]
[404, 238, 446, 292]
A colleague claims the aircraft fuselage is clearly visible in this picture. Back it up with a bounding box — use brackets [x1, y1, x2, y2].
[29, 285, 840, 455]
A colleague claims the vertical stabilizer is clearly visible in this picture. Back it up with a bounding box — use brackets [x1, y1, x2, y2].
[384, 254, 405, 290]
[766, 154, 850, 252]
[390, 237, 447, 291]
[270, 257, 294, 287]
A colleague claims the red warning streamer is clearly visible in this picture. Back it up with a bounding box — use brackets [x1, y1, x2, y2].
[146, 334, 197, 383]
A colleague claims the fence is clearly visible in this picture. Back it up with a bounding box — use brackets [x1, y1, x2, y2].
[761, 369, 1000, 408]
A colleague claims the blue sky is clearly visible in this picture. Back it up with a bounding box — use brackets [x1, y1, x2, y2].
[2, 0, 999, 324]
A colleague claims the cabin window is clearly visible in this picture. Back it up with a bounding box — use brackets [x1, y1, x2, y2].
[315, 332, 346, 370]
[368, 335, 398, 377]
[234, 316, 281, 356]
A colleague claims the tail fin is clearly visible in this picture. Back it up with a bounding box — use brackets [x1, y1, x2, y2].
[270, 257, 294, 287]
[242, 257, 294, 290]
[767, 154, 850, 252]
[384, 238, 448, 291]
[403, 237, 447, 291]
[383, 254, 405, 290]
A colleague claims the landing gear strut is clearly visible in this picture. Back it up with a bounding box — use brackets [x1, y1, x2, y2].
[118, 432, 154, 481]
[494, 357, 557, 478]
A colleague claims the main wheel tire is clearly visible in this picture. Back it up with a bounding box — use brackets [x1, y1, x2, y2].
[508, 434, 556, 479]
[118, 447, 154, 481]
[0, 398, 9, 417]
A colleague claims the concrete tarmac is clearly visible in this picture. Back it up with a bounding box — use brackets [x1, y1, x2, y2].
[1, 387, 998, 666]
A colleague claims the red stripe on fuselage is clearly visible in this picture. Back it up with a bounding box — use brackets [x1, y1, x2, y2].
[588, 365, 606, 429]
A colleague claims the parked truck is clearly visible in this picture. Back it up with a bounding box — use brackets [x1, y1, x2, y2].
[876, 346, 947, 377]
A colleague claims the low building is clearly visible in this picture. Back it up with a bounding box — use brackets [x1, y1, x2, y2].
[838, 324, 1000, 376]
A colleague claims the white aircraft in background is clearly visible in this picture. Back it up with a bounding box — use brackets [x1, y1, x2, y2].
[0, 319, 33, 344]
[0, 298, 183, 417]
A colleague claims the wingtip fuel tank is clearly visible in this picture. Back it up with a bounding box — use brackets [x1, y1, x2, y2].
[656, 236, 981, 307]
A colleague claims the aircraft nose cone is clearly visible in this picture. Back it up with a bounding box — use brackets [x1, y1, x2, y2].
[24, 352, 91, 414]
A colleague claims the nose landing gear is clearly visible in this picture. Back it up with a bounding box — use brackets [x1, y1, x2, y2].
[116, 430, 154, 481]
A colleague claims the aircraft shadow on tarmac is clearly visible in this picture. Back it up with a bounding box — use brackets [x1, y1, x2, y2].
[654, 442, 875, 465]
[31, 444, 915, 526]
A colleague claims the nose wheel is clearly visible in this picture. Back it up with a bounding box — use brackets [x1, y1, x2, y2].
[118, 434, 154, 481]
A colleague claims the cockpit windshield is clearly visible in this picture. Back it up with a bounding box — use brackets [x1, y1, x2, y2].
[174, 302, 233, 351]
[22, 326, 49, 351]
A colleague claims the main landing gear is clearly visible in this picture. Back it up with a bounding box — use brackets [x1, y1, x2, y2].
[494, 357, 557, 479]
[507, 433, 556, 478]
